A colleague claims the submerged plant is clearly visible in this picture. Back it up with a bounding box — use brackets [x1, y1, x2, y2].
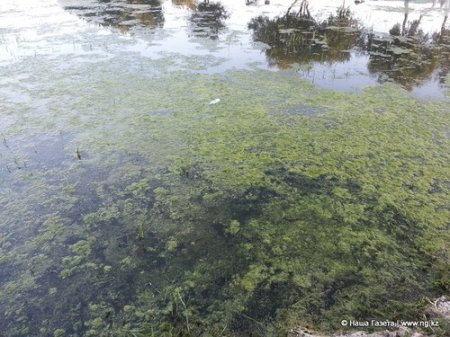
[0, 68, 449, 337]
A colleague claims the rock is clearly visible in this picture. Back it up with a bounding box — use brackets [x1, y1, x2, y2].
[289, 327, 325, 337]
[335, 330, 393, 337]
[291, 327, 425, 337]
[426, 296, 450, 320]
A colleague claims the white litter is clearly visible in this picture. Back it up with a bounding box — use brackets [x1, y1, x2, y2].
[209, 98, 221, 105]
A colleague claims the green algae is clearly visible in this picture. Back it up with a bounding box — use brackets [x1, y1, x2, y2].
[0, 61, 449, 337]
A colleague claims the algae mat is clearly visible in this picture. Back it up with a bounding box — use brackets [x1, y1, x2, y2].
[0, 59, 450, 336]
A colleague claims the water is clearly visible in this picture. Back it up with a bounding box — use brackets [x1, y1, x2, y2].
[1, 1, 450, 96]
[1, 1, 450, 337]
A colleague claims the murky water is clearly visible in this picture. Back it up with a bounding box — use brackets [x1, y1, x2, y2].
[1, 1, 450, 337]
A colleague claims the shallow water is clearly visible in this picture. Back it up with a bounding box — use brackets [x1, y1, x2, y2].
[1, 0, 450, 96]
[1, 1, 450, 337]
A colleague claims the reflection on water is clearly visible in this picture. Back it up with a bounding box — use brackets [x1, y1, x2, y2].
[248, 3, 364, 68]
[248, 0, 450, 95]
[62, 0, 228, 38]
[52, 0, 450, 96]
[61, 0, 164, 32]
[367, 33, 437, 90]
[189, 1, 228, 39]
[172, 0, 196, 10]
[367, 0, 450, 89]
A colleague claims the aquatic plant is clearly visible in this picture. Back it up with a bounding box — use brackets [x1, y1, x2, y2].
[0, 66, 449, 337]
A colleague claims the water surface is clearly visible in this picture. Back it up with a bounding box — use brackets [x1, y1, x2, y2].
[1, 1, 450, 337]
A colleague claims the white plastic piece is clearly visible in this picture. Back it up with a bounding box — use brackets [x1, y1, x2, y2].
[209, 98, 221, 105]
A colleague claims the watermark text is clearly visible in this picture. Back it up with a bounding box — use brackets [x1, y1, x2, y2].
[340, 319, 439, 328]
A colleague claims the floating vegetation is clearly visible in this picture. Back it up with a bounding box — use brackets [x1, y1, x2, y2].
[1, 64, 449, 336]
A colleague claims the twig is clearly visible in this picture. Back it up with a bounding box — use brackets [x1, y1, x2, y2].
[176, 290, 190, 333]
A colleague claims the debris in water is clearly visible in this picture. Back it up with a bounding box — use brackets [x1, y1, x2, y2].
[209, 98, 221, 105]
